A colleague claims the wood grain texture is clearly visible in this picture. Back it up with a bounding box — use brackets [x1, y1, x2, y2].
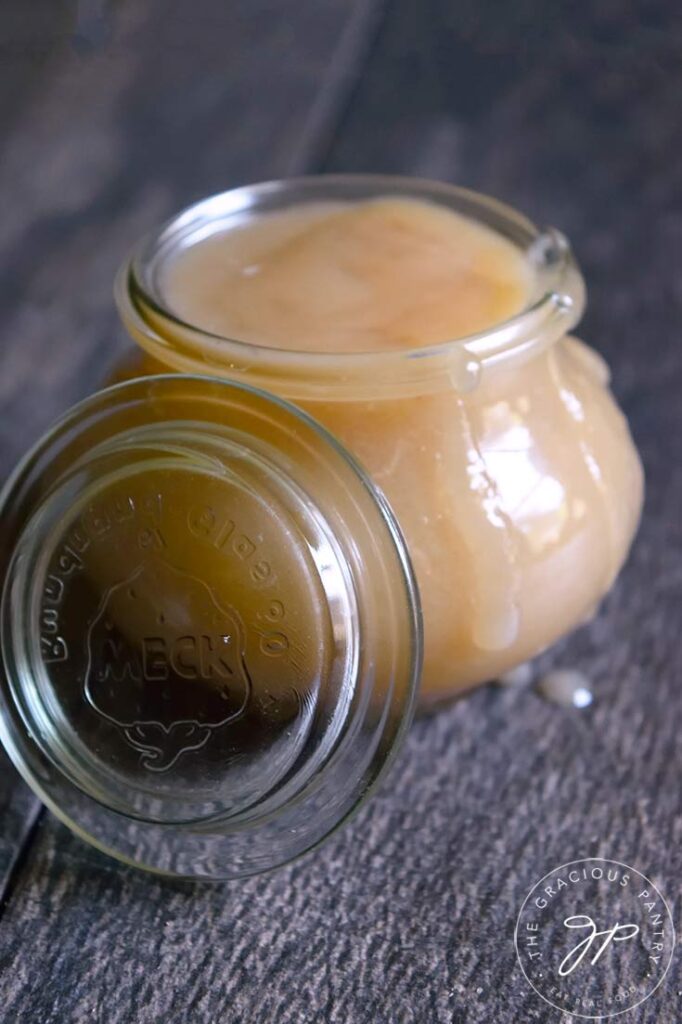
[0, 1, 681, 1022]
[0, 0, 363, 475]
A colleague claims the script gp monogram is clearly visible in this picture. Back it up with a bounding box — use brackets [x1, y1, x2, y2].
[558, 916, 639, 977]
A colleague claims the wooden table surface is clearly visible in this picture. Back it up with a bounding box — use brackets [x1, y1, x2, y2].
[0, 2, 680, 1021]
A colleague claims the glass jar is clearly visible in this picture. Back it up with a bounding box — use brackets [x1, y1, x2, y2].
[115, 176, 644, 700]
[0, 375, 420, 878]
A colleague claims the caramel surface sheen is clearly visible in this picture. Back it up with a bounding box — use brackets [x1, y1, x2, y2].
[124, 195, 644, 700]
[162, 198, 531, 351]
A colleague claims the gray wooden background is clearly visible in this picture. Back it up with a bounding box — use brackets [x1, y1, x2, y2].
[0, 1, 680, 1021]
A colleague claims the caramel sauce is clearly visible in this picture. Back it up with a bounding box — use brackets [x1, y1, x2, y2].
[118, 196, 643, 698]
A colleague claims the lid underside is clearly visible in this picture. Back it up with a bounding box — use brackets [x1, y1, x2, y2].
[0, 374, 421, 878]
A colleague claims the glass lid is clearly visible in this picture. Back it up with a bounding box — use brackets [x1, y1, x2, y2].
[0, 375, 421, 879]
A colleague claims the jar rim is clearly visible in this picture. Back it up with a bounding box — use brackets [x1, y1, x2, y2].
[116, 174, 586, 399]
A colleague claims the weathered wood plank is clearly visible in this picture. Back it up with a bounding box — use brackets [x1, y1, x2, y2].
[0, 0, 382, 918]
[0, 0, 368, 476]
[0, 752, 43, 905]
[0, 1, 681, 1022]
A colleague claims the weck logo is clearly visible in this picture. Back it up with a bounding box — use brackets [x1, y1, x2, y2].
[84, 557, 253, 772]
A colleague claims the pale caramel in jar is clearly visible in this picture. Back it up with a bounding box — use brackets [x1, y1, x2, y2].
[117, 177, 644, 699]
